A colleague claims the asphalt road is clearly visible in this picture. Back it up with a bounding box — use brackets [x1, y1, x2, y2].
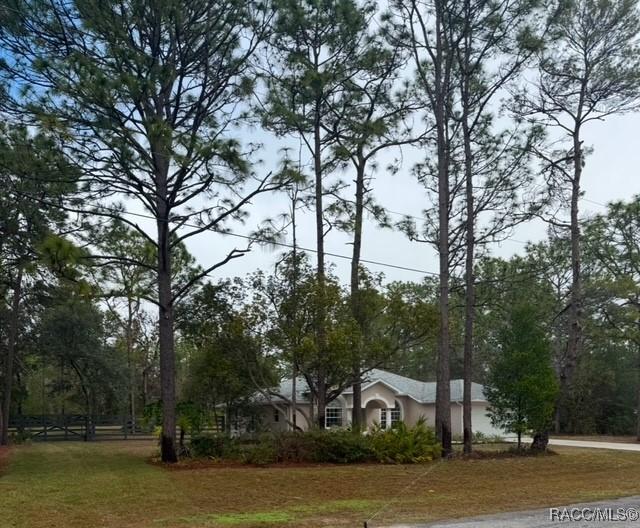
[387, 496, 640, 527]
[382, 439, 640, 528]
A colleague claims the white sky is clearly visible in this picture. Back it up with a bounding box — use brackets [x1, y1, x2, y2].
[121, 111, 640, 286]
[169, 110, 639, 286]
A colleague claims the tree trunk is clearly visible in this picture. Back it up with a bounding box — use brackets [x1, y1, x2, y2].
[531, 430, 549, 451]
[316, 377, 326, 429]
[350, 160, 366, 430]
[69, 360, 91, 441]
[459, 14, 475, 452]
[313, 96, 328, 431]
[434, 1, 452, 456]
[156, 174, 178, 463]
[142, 368, 149, 409]
[290, 189, 299, 432]
[126, 300, 136, 429]
[462, 113, 475, 455]
[636, 340, 640, 442]
[561, 118, 584, 430]
[1, 267, 23, 446]
[566, 131, 583, 380]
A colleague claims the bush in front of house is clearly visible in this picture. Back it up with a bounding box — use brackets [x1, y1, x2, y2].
[276, 429, 374, 463]
[190, 421, 441, 465]
[191, 433, 240, 459]
[369, 418, 441, 463]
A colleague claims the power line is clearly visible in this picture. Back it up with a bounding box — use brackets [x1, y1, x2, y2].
[81, 202, 573, 283]
[10, 189, 581, 285]
[92, 199, 610, 285]
[37, 188, 606, 277]
[79, 203, 443, 277]
[582, 197, 608, 208]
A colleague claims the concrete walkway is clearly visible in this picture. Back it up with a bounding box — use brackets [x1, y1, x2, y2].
[509, 437, 640, 452]
[387, 496, 640, 527]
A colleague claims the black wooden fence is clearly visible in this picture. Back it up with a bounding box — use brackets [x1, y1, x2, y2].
[8, 414, 225, 441]
[8, 415, 155, 441]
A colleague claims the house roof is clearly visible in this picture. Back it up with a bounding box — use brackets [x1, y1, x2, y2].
[258, 369, 487, 405]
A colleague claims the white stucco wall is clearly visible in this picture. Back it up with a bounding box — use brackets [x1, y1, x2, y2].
[387, 400, 503, 438]
[361, 382, 399, 410]
[259, 391, 503, 437]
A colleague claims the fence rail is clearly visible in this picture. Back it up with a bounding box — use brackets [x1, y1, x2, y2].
[9, 414, 226, 442]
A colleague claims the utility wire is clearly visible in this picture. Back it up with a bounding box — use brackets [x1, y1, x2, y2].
[72, 201, 583, 287]
[28, 191, 611, 281]
[72, 202, 443, 277]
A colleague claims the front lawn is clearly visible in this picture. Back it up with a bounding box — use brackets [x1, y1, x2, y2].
[2, 441, 640, 527]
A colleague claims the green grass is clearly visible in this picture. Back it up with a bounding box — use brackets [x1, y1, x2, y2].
[2, 441, 640, 527]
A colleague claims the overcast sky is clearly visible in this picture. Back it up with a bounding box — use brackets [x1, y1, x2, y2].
[125, 111, 640, 287]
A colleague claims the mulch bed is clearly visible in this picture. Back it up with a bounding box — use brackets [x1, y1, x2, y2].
[453, 448, 558, 461]
[149, 456, 404, 471]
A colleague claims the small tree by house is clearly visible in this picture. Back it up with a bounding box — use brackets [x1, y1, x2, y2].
[486, 304, 559, 450]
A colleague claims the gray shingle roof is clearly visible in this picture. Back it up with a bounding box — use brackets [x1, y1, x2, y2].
[259, 369, 487, 404]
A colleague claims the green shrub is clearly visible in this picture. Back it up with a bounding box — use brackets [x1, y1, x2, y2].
[369, 419, 441, 463]
[190, 421, 441, 465]
[191, 434, 238, 459]
[240, 442, 278, 465]
[9, 430, 32, 445]
[302, 429, 373, 463]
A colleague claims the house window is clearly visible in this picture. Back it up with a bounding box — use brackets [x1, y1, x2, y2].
[274, 409, 280, 422]
[380, 402, 402, 429]
[325, 407, 343, 428]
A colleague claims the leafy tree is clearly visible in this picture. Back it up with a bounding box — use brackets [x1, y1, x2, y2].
[95, 220, 201, 428]
[250, 253, 359, 427]
[380, 280, 440, 381]
[96, 220, 156, 427]
[486, 304, 559, 449]
[513, 0, 640, 426]
[0, 125, 76, 445]
[37, 287, 125, 433]
[584, 198, 640, 438]
[386, 0, 464, 455]
[1, 0, 288, 461]
[323, 15, 417, 429]
[263, 0, 378, 429]
[177, 281, 270, 433]
[447, 0, 546, 454]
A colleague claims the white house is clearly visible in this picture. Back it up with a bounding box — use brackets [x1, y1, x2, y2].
[257, 368, 502, 437]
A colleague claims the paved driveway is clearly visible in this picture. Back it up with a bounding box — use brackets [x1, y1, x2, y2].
[384, 441, 640, 527]
[387, 496, 640, 527]
[506, 437, 640, 452]
[547, 438, 640, 452]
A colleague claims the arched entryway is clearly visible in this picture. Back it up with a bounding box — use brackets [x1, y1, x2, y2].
[363, 396, 403, 430]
